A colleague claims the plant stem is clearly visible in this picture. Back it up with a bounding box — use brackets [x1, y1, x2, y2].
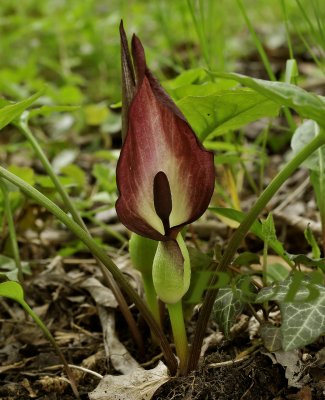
[280, 0, 294, 60]
[187, 131, 325, 372]
[0, 179, 24, 284]
[17, 116, 144, 355]
[262, 240, 268, 287]
[142, 273, 161, 328]
[0, 166, 178, 375]
[317, 140, 325, 254]
[186, 0, 211, 70]
[167, 301, 188, 376]
[21, 300, 80, 399]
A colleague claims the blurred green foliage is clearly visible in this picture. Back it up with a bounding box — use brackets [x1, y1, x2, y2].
[0, 0, 323, 104]
[0, 0, 324, 254]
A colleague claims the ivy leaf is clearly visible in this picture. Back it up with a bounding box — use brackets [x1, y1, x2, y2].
[256, 274, 325, 350]
[280, 294, 325, 350]
[260, 323, 282, 352]
[213, 285, 245, 337]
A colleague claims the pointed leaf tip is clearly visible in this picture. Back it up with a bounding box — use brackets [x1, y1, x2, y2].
[131, 34, 146, 84]
[120, 21, 136, 141]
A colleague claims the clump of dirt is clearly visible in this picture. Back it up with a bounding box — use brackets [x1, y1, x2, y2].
[153, 352, 323, 400]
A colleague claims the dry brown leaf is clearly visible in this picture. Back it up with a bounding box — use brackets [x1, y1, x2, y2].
[98, 307, 139, 374]
[88, 361, 169, 400]
[268, 350, 311, 388]
[81, 277, 118, 308]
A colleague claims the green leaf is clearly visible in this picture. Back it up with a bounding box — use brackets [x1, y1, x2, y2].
[310, 169, 325, 225]
[304, 226, 321, 259]
[213, 72, 325, 127]
[256, 273, 324, 303]
[28, 105, 80, 118]
[262, 213, 277, 245]
[291, 120, 325, 171]
[213, 285, 245, 337]
[58, 240, 87, 257]
[0, 280, 25, 303]
[260, 323, 282, 352]
[7, 165, 35, 186]
[84, 103, 109, 126]
[57, 85, 84, 105]
[92, 163, 116, 193]
[165, 67, 211, 88]
[266, 263, 290, 283]
[129, 233, 158, 276]
[61, 164, 86, 189]
[284, 59, 298, 84]
[233, 252, 260, 267]
[183, 248, 214, 307]
[287, 254, 325, 270]
[0, 89, 45, 130]
[36, 175, 78, 189]
[210, 207, 288, 262]
[178, 88, 279, 141]
[281, 294, 325, 350]
[256, 275, 325, 350]
[0, 255, 31, 281]
[291, 120, 325, 224]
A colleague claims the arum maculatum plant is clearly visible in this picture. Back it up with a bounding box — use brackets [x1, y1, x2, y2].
[116, 22, 215, 374]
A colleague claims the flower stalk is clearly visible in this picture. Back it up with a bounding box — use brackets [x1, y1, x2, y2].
[167, 301, 189, 375]
[116, 22, 215, 374]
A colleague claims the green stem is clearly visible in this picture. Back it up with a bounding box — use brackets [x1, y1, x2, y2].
[21, 301, 80, 399]
[85, 214, 127, 245]
[280, 0, 294, 60]
[167, 301, 188, 376]
[0, 179, 24, 284]
[0, 166, 177, 375]
[17, 116, 144, 356]
[317, 142, 325, 254]
[186, 0, 211, 70]
[187, 131, 325, 372]
[262, 241, 268, 287]
[17, 116, 82, 226]
[142, 273, 161, 328]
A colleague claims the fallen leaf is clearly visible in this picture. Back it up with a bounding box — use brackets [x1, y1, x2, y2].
[98, 307, 139, 374]
[88, 361, 169, 400]
[81, 277, 118, 308]
[271, 350, 311, 388]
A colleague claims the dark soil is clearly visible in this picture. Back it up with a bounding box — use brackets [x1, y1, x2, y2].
[153, 352, 324, 400]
